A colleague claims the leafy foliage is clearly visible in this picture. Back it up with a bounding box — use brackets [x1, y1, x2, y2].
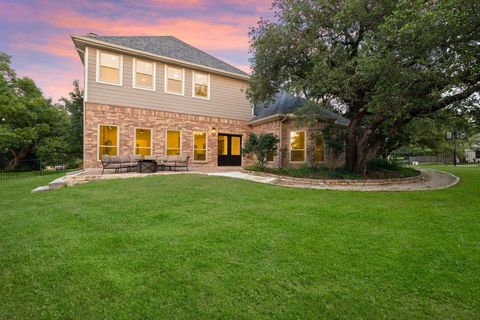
[59, 80, 84, 159]
[242, 133, 279, 169]
[247, 0, 480, 174]
[322, 125, 346, 171]
[0, 52, 82, 168]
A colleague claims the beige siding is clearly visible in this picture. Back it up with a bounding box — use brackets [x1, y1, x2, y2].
[86, 46, 252, 121]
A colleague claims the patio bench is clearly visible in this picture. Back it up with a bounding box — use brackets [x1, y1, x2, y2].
[101, 155, 142, 174]
[158, 155, 189, 171]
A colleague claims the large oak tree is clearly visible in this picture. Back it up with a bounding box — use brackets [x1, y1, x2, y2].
[247, 0, 480, 174]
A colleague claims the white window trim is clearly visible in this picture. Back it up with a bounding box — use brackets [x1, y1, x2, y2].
[96, 49, 123, 86]
[98, 124, 119, 161]
[289, 131, 306, 163]
[193, 131, 208, 162]
[165, 129, 182, 156]
[192, 71, 210, 100]
[132, 58, 156, 91]
[133, 127, 153, 156]
[164, 64, 185, 96]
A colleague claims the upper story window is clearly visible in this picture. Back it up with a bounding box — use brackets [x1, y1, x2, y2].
[97, 51, 122, 85]
[193, 71, 210, 99]
[165, 65, 184, 95]
[133, 58, 155, 91]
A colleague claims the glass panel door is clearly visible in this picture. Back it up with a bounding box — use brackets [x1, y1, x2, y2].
[218, 134, 242, 166]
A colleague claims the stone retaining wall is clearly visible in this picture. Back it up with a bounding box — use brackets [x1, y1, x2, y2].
[243, 170, 425, 186]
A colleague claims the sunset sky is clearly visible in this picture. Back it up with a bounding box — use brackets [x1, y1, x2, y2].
[0, 0, 273, 101]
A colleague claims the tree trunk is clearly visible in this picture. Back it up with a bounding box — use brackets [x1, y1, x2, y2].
[350, 142, 373, 175]
[9, 146, 31, 169]
[345, 115, 362, 171]
[345, 127, 383, 175]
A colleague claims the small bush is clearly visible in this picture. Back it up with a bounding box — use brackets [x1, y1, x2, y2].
[367, 158, 420, 178]
[367, 158, 402, 171]
[242, 133, 279, 169]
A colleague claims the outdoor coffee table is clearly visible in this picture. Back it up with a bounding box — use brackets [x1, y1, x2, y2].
[137, 159, 158, 173]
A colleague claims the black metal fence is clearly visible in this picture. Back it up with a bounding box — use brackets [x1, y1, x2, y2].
[395, 150, 480, 166]
[0, 158, 80, 180]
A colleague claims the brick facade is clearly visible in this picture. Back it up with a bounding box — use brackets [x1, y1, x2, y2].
[84, 102, 345, 169]
[84, 102, 252, 168]
[250, 118, 345, 168]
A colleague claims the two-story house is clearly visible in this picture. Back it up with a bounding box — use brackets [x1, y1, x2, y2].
[71, 34, 349, 169]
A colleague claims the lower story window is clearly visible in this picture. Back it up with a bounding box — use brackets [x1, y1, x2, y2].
[290, 131, 305, 162]
[135, 128, 152, 156]
[314, 132, 325, 162]
[193, 131, 207, 161]
[99, 125, 118, 158]
[166, 130, 181, 155]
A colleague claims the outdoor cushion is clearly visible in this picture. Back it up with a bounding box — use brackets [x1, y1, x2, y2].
[129, 155, 142, 162]
[110, 156, 123, 163]
[119, 156, 131, 163]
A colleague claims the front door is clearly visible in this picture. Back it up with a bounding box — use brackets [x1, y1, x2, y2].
[218, 134, 242, 166]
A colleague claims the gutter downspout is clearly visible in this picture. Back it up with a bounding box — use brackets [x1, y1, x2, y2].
[279, 116, 288, 168]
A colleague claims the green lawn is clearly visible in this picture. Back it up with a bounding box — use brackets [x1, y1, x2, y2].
[0, 166, 479, 319]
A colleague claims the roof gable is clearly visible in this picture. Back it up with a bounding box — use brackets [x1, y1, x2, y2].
[252, 92, 350, 126]
[84, 35, 248, 77]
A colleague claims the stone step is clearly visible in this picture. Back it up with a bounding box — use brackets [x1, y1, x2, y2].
[31, 186, 50, 193]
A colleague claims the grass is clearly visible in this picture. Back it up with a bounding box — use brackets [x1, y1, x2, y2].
[0, 166, 479, 319]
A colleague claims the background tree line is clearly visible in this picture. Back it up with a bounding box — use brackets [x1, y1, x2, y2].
[0, 52, 83, 169]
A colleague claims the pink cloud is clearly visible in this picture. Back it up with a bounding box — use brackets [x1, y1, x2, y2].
[1, 0, 272, 100]
[12, 34, 78, 59]
[16, 62, 83, 100]
[2, 2, 255, 54]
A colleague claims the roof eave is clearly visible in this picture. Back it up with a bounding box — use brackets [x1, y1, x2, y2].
[248, 112, 350, 127]
[247, 114, 293, 126]
[71, 35, 250, 81]
[71, 36, 86, 65]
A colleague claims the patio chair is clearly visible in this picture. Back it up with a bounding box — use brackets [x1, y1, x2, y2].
[160, 155, 189, 171]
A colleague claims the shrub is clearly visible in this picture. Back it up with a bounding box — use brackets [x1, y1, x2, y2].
[367, 158, 402, 171]
[242, 133, 279, 169]
[322, 126, 346, 172]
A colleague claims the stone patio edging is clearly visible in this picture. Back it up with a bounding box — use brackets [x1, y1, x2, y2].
[242, 170, 426, 186]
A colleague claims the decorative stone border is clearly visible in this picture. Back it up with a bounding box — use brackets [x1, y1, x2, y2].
[242, 170, 425, 186]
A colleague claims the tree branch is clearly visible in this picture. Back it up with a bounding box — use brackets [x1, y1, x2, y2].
[434, 82, 480, 111]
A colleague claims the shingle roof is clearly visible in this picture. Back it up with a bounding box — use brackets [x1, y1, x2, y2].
[85, 35, 249, 77]
[252, 92, 350, 126]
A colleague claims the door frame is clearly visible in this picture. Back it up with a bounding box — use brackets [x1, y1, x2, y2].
[217, 133, 243, 166]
